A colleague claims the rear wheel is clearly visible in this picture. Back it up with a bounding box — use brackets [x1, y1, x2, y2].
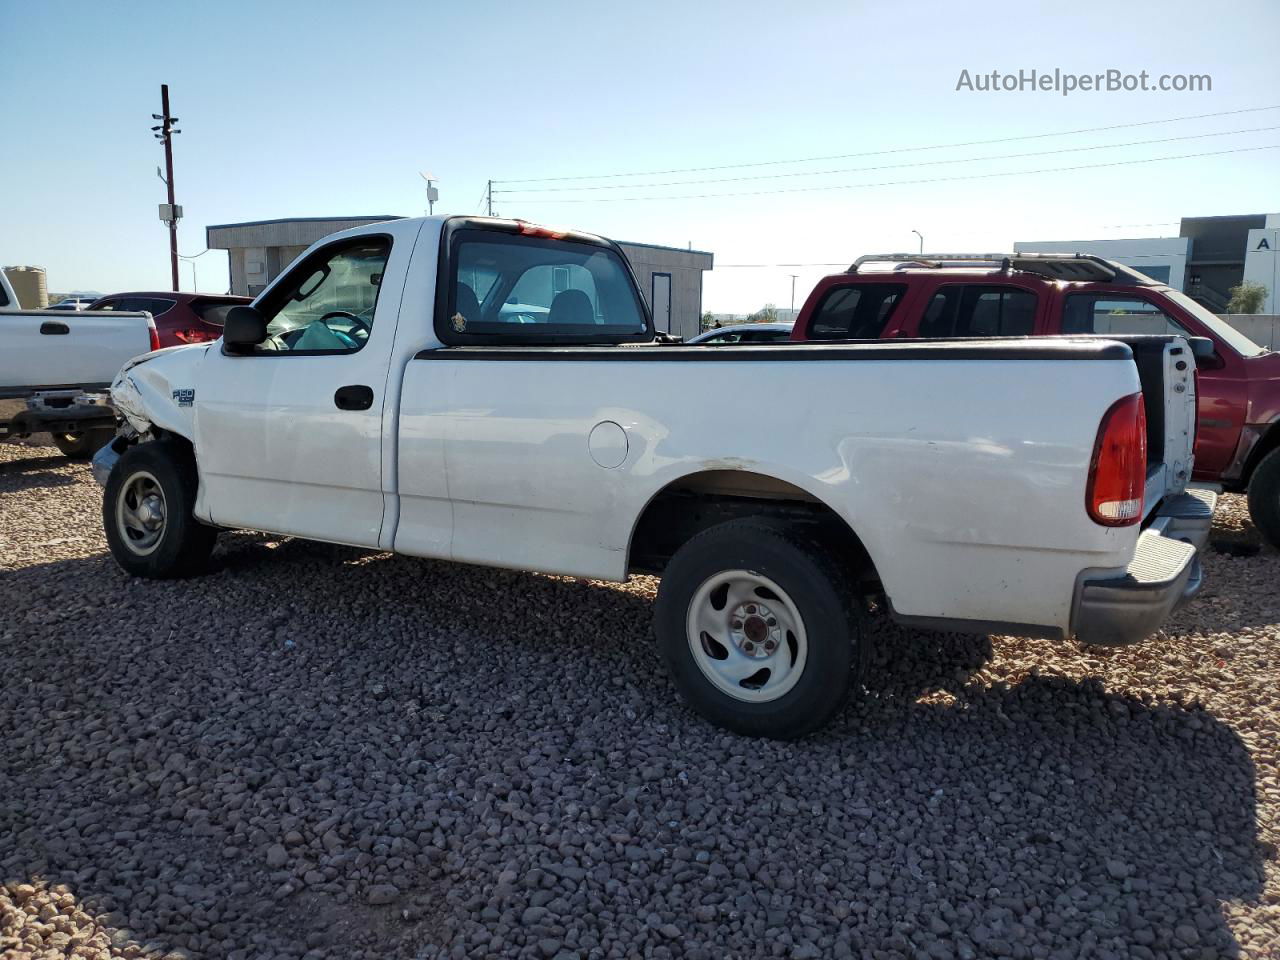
[52, 428, 114, 460]
[655, 518, 863, 739]
[1247, 447, 1280, 549]
[103, 442, 217, 578]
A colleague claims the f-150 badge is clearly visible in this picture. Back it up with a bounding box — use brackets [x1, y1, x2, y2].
[172, 389, 195, 407]
[451, 312, 467, 333]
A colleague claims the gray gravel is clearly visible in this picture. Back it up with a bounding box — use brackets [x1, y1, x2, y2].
[2, 439, 1279, 959]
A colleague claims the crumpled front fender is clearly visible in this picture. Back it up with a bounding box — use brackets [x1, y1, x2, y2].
[110, 344, 211, 440]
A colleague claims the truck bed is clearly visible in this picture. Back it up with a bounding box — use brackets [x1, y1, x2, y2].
[0, 309, 155, 396]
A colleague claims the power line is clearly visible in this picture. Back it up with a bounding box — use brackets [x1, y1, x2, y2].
[494, 104, 1280, 184]
[495, 143, 1280, 204]
[493, 124, 1279, 194]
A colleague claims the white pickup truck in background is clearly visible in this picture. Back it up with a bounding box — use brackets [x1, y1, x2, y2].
[0, 269, 158, 457]
[94, 215, 1213, 738]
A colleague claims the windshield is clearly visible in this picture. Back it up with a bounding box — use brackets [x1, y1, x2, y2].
[1164, 289, 1267, 357]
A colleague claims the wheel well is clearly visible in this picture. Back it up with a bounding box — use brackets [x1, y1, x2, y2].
[1243, 422, 1280, 485]
[627, 470, 878, 585]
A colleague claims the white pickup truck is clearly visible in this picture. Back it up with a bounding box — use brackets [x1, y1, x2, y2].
[94, 215, 1213, 738]
[0, 270, 158, 457]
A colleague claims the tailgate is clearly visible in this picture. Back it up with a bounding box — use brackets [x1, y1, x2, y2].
[1090, 335, 1197, 519]
[0, 310, 153, 392]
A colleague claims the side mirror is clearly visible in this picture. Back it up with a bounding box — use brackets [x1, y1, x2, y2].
[1187, 336, 1224, 370]
[223, 305, 267, 351]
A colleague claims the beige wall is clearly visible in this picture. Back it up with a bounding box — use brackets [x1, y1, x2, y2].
[618, 243, 714, 341]
[1220, 315, 1280, 350]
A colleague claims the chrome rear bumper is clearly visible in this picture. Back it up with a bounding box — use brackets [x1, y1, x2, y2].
[1071, 488, 1216, 646]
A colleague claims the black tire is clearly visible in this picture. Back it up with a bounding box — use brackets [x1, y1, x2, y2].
[52, 428, 115, 460]
[103, 441, 217, 578]
[1247, 447, 1280, 549]
[655, 518, 864, 739]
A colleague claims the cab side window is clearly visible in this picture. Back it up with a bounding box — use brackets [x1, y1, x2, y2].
[921, 285, 1037, 337]
[258, 238, 391, 354]
[807, 283, 906, 339]
[1062, 295, 1188, 337]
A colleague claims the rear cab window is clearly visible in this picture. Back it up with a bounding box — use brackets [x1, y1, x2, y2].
[441, 226, 650, 345]
[806, 283, 907, 340]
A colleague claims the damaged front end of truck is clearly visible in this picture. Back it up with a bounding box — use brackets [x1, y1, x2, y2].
[91, 344, 211, 487]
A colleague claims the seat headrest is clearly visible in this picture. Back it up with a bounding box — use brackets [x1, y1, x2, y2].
[455, 283, 481, 326]
[549, 289, 594, 326]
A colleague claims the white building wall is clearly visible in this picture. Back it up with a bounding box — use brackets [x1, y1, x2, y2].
[1013, 237, 1191, 290]
[1242, 225, 1280, 314]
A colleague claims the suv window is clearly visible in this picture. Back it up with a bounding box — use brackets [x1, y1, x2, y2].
[808, 283, 906, 339]
[191, 299, 242, 327]
[258, 238, 391, 354]
[1063, 294, 1188, 337]
[448, 232, 647, 342]
[94, 297, 176, 317]
[921, 285, 1037, 337]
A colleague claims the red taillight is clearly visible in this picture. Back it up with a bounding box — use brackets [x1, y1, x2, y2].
[1087, 392, 1147, 526]
[148, 321, 161, 352]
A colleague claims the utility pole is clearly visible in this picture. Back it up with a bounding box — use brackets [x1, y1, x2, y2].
[151, 85, 182, 291]
[486, 179, 493, 216]
[420, 172, 439, 215]
[788, 274, 798, 319]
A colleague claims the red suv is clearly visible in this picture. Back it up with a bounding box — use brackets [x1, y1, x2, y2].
[790, 253, 1280, 546]
[88, 291, 251, 349]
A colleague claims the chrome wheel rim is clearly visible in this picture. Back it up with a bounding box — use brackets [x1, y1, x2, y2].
[116, 470, 167, 556]
[686, 570, 807, 703]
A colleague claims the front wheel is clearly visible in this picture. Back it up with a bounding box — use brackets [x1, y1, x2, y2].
[1247, 447, 1280, 549]
[655, 519, 864, 739]
[103, 442, 217, 578]
[52, 428, 114, 460]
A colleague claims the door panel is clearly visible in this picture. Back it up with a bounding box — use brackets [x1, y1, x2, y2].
[193, 234, 400, 547]
[195, 352, 388, 544]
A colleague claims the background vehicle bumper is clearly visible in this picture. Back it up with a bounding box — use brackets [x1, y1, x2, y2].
[1071, 489, 1216, 646]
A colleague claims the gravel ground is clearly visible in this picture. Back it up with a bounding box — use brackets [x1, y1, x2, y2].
[2, 440, 1279, 960]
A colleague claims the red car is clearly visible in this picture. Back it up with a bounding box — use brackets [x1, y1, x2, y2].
[790, 253, 1280, 546]
[88, 291, 251, 349]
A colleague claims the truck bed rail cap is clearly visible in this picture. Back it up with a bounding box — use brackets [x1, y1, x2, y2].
[413, 338, 1133, 362]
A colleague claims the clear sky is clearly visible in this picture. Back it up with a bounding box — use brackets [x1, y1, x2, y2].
[2, 0, 1278, 313]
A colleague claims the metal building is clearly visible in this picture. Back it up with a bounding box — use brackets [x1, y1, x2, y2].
[206, 216, 713, 340]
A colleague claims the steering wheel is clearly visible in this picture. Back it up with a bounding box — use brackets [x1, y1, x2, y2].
[319, 310, 371, 338]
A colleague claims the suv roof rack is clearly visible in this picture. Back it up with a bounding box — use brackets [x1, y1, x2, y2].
[847, 252, 1157, 285]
